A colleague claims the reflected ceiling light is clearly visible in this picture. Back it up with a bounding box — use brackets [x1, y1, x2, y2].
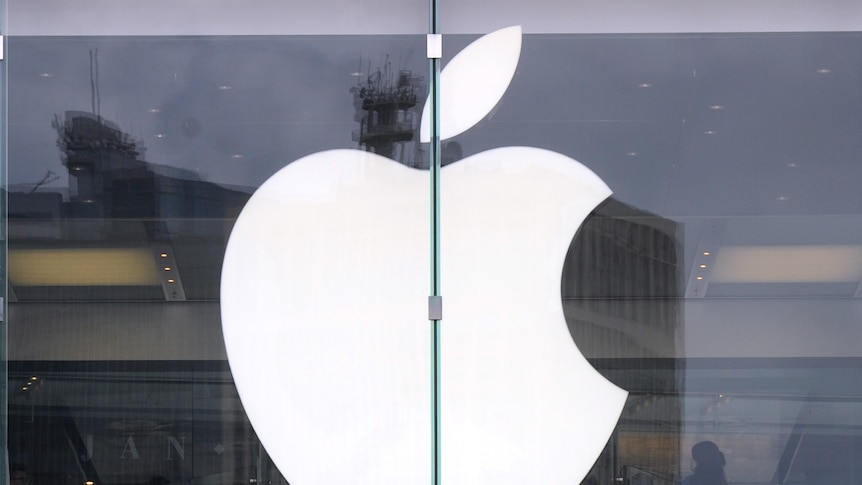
[39, 72, 54, 78]
[155, 133, 166, 139]
[696, 276, 704, 280]
[637, 83, 652, 88]
[349, 71, 364, 77]
[711, 245, 862, 283]
[704, 130, 717, 135]
[816, 68, 832, 74]
[217, 85, 233, 90]
[626, 151, 639, 157]
[703, 251, 711, 256]
[777, 195, 789, 201]
[708, 105, 724, 110]
[231, 154, 245, 159]
[164, 266, 172, 271]
[787, 162, 799, 168]
[699, 264, 707, 269]
[148, 108, 161, 113]
[167, 279, 176, 284]
[160, 253, 168, 258]
[9, 248, 161, 286]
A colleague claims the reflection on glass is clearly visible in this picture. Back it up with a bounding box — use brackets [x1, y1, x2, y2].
[352, 62, 425, 166]
[7, 364, 284, 485]
[5, 31, 862, 485]
[7, 35, 424, 485]
[564, 198, 684, 484]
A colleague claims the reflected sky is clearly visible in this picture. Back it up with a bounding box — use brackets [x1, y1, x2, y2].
[8, 33, 862, 218]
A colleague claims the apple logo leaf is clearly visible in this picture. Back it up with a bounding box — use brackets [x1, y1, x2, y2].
[420, 25, 522, 143]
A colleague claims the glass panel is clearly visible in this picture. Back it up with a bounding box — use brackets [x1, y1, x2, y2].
[435, 29, 862, 484]
[6, 33, 428, 485]
[7, 2, 862, 485]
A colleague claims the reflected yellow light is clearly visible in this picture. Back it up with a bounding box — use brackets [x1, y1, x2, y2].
[9, 248, 161, 286]
[703, 251, 711, 256]
[696, 276, 704, 281]
[160, 253, 168, 258]
[164, 267, 171, 271]
[699, 264, 707, 268]
[712, 245, 862, 283]
[167, 279, 176, 284]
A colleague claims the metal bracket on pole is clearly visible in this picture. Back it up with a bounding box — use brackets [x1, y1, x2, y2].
[427, 34, 442, 59]
[428, 295, 443, 321]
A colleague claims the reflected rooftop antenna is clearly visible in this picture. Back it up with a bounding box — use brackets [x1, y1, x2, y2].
[89, 49, 101, 118]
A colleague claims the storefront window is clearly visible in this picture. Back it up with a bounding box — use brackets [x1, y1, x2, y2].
[4, 2, 862, 485]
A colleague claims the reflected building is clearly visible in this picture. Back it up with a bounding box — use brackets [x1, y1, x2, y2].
[8, 111, 252, 301]
[53, 111, 251, 240]
[352, 63, 425, 167]
[7, 111, 264, 485]
[564, 198, 685, 485]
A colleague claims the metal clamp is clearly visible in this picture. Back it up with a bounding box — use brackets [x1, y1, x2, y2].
[428, 295, 442, 321]
[427, 34, 442, 59]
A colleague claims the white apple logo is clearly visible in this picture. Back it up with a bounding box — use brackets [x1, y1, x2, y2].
[221, 26, 627, 485]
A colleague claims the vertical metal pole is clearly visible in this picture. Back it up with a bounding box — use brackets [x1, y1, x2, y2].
[428, 0, 442, 483]
[0, 14, 8, 484]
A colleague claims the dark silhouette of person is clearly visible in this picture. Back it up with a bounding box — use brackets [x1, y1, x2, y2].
[683, 441, 727, 485]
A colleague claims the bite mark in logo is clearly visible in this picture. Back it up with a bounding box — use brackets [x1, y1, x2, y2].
[221, 25, 627, 485]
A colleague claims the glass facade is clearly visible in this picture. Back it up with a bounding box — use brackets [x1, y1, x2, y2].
[4, 2, 862, 485]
